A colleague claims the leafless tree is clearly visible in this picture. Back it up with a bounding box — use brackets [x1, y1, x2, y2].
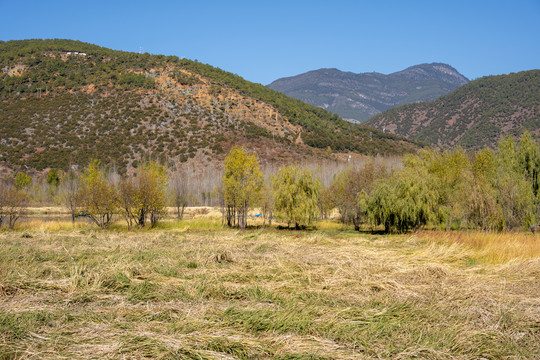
[169, 169, 189, 219]
[0, 182, 28, 229]
[60, 170, 80, 224]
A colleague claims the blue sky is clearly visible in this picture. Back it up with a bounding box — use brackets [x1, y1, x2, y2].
[1, 0, 539, 84]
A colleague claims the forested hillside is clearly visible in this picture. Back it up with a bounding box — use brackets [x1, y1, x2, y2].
[364, 70, 540, 149]
[0, 39, 421, 174]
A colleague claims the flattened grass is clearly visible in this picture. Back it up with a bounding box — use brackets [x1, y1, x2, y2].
[0, 223, 538, 359]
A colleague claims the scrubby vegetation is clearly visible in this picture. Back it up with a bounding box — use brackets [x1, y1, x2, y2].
[0, 39, 421, 174]
[365, 70, 540, 149]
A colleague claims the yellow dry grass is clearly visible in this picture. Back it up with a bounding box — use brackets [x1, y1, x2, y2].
[417, 230, 540, 264]
[0, 221, 538, 359]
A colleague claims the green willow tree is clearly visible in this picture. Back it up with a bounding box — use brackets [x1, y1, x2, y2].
[366, 166, 441, 233]
[222, 146, 263, 229]
[14, 172, 32, 190]
[494, 136, 536, 229]
[272, 166, 321, 229]
[462, 148, 502, 230]
[516, 131, 540, 213]
[409, 148, 469, 230]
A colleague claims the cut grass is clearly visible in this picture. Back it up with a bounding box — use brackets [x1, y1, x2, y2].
[0, 222, 538, 359]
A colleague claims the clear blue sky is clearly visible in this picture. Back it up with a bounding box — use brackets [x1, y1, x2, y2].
[1, 0, 539, 84]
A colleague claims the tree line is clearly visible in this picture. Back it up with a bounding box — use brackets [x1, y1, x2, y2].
[1, 131, 538, 232]
[221, 131, 540, 232]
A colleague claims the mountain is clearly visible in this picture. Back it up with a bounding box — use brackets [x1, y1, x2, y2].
[363, 70, 540, 150]
[268, 63, 469, 123]
[0, 39, 421, 174]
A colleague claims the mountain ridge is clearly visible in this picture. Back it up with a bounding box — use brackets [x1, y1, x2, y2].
[268, 63, 469, 122]
[363, 70, 540, 149]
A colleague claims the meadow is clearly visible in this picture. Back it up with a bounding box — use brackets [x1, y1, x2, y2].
[0, 213, 539, 359]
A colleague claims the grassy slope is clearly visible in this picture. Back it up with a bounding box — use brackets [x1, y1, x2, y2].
[1, 219, 538, 359]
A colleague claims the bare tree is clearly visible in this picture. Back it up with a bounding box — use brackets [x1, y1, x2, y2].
[261, 181, 274, 226]
[60, 170, 80, 224]
[0, 183, 28, 229]
[169, 169, 189, 219]
[118, 177, 139, 229]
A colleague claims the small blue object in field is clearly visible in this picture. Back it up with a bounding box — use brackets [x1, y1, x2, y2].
[254, 214, 262, 218]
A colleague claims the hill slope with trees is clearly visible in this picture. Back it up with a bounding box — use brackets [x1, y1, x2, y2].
[0, 39, 421, 174]
[364, 70, 540, 149]
[268, 63, 469, 122]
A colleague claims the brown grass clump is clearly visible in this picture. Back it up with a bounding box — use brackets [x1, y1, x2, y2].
[0, 225, 538, 359]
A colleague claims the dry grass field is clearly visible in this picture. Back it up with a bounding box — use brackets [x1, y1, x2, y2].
[1, 218, 539, 359]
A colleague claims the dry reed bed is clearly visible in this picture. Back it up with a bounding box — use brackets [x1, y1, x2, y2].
[0, 226, 538, 359]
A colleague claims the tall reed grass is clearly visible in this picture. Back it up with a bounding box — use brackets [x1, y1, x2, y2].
[417, 230, 540, 263]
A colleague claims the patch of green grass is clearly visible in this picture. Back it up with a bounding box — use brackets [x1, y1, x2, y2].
[155, 263, 183, 277]
[128, 280, 160, 302]
[0, 310, 56, 341]
[274, 354, 333, 360]
[222, 305, 316, 335]
[101, 271, 132, 290]
[202, 337, 269, 359]
[464, 256, 479, 266]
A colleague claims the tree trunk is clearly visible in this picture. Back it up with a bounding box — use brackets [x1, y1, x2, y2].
[138, 209, 145, 227]
[353, 214, 360, 231]
[240, 203, 247, 229]
[226, 206, 232, 227]
[240, 210, 246, 230]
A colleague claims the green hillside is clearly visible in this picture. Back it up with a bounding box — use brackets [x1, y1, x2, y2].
[364, 70, 540, 149]
[0, 39, 421, 173]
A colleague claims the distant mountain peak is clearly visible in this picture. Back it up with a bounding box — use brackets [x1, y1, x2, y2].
[393, 63, 469, 84]
[268, 63, 469, 122]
